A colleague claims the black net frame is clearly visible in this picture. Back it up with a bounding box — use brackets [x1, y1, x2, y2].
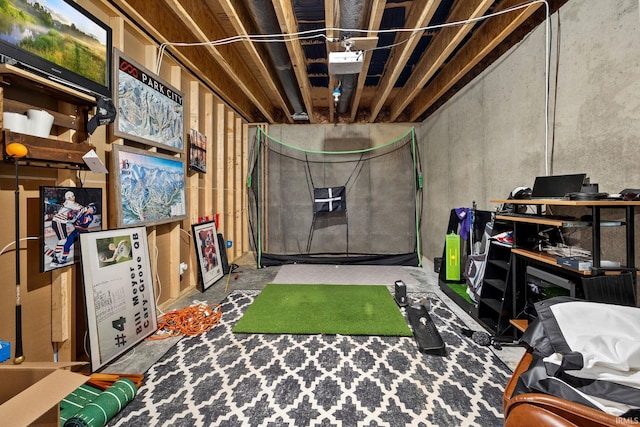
[248, 127, 423, 267]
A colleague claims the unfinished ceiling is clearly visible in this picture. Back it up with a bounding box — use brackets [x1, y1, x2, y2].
[110, 0, 568, 124]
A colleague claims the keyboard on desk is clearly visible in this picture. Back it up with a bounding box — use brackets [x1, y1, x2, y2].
[498, 212, 575, 221]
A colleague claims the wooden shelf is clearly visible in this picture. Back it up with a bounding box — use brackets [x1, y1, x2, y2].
[1, 130, 93, 168]
[511, 248, 593, 275]
[496, 214, 566, 226]
[494, 198, 638, 272]
[496, 214, 622, 228]
[491, 198, 640, 207]
[1, 64, 96, 169]
[509, 319, 529, 332]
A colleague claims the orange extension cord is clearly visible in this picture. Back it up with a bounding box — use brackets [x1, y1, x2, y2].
[147, 302, 222, 340]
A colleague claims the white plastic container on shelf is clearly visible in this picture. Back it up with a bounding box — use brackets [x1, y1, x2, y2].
[26, 109, 54, 137]
[2, 112, 28, 133]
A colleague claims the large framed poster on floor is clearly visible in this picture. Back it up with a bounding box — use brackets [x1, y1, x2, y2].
[80, 227, 158, 371]
[112, 144, 187, 227]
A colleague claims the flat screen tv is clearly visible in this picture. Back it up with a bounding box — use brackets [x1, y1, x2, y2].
[0, 0, 112, 98]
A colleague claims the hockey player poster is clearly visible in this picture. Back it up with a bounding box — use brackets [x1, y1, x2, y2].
[40, 186, 103, 272]
[80, 227, 158, 371]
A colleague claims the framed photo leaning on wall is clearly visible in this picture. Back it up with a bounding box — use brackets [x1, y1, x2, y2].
[192, 220, 223, 291]
[40, 186, 102, 272]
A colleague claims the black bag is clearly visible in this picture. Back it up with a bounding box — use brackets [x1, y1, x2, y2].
[217, 233, 229, 275]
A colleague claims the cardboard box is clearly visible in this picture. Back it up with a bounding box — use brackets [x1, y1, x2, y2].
[0, 362, 88, 427]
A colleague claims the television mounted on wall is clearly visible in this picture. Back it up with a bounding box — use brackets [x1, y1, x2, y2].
[0, 0, 112, 98]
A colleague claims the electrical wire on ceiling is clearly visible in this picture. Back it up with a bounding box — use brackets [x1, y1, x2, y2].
[155, 0, 549, 73]
[154, 0, 551, 173]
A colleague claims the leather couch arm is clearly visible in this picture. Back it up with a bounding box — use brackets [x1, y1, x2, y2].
[503, 350, 638, 427]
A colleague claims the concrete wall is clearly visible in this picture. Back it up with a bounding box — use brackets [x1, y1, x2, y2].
[418, 0, 640, 262]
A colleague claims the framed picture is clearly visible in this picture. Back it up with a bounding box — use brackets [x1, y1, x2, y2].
[80, 227, 158, 371]
[113, 49, 184, 153]
[112, 144, 187, 228]
[192, 220, 223, 291]
[189, 128, 207, 173]
[40, 186, 103, 273]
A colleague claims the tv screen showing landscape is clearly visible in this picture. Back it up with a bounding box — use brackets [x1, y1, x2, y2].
[0, 0, 111, 96]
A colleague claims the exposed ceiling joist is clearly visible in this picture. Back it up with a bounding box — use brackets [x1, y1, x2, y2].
[325, 0, 338, 121]
[105, 0, 567, 125]
[214, 0, 295, 123]
[271, 0, 316, 123]
[368, 0, 442, 122]
[389, 0, 494, 121]
[409, 0, 542, 121]
[109, 0, 259, 121]
[349, 0, 387, 122]
[162, 0, 278, 122]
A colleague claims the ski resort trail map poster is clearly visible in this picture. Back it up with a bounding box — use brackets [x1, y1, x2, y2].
[113, 49, 184, 153]
[113, 144, 187, 227]
[80, 227, 158, 371]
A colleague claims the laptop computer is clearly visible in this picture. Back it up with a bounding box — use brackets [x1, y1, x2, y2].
[530, 173, 587, 199]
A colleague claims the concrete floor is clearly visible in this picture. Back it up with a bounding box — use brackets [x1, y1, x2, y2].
[102, 255, 525, 375]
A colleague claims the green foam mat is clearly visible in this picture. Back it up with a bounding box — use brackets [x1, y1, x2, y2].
[60, 378, 137, 427]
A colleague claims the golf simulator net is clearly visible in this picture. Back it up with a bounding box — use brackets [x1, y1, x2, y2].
[248, 127, 423, 267]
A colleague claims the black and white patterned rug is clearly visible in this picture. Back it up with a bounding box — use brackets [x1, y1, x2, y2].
[109, 291, 512, 426]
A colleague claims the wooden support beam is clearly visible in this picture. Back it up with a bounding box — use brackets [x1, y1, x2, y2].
[185, 80, 200, 291]
[163, 63, 184, 301]
[187, 80, 200, 225]
[215, 0, 294, 123]
[325, 0, 338, 122]
[390, 0, 494, 121]
[349, 0, 387, 122]
[162, 0, 278, 123]
[409, 0, 542, 121]
[147, 228, 162, 306]
[241, 123, 250, 255]
[154, 224, 180, 304]
[224, 110, 235, 259]
[214, 102, 226, 235]
[51, 113, 77, 356]
[50, 266, 70, 346]
[369, 0, 442, 122]
[203, 92, 215, 215]
[234, 116, 243, 261]
[271, 0, 316, 123]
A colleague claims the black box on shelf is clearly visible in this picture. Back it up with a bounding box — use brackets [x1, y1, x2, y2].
[557, 256, 593, 271]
